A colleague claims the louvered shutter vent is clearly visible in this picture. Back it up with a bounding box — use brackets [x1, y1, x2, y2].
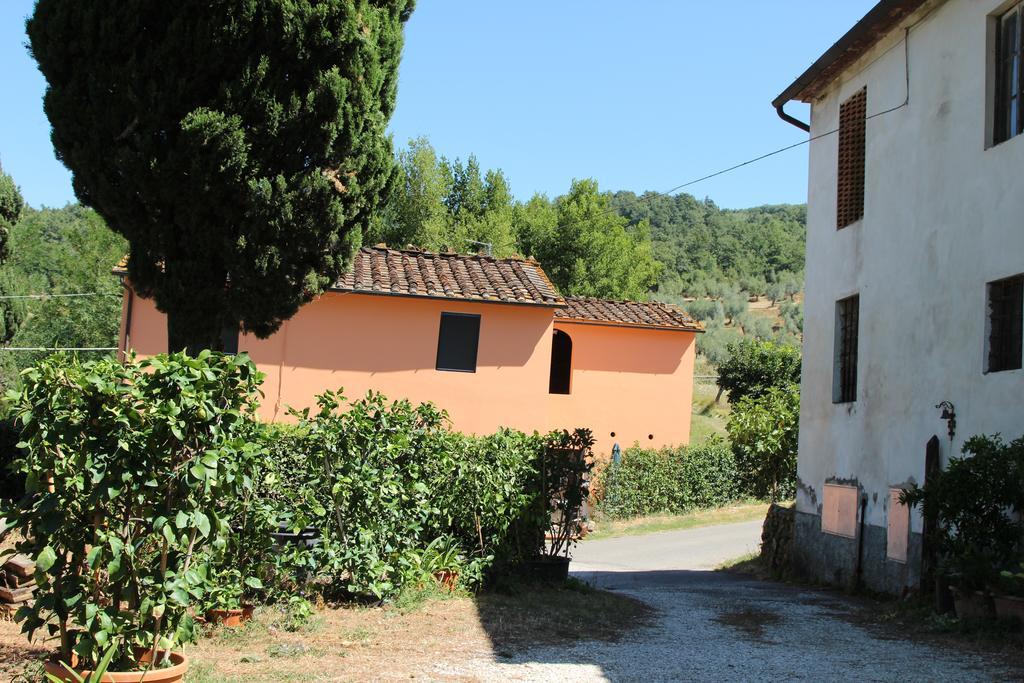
[837, 88, 867, 229]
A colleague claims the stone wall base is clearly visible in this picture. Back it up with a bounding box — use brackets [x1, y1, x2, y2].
[792, 509, 922, 594]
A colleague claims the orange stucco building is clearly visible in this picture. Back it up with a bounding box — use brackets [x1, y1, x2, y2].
[117, 247, 701, 454]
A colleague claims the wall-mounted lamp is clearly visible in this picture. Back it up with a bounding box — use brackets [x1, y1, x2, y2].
[935, 401, 956, 441]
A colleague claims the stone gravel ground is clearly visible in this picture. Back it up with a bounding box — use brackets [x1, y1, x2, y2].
[438, 570, 1018, 682]
[433, 519, 1020, 683]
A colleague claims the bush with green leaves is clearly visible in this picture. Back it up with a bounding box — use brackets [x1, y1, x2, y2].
[597, 438, 740, 519]
[726, 384, 800, 502]
[0, 351, 264, 671]
[716, 338, 801, 403]
[236, 391, 585, 600]
[901, 434, 1024, 591]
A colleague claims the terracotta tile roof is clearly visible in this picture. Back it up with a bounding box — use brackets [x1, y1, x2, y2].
[333, 246, 565, 307]
[555, 296, 702, 332]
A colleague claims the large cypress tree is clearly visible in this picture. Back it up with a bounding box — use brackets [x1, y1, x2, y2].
[28, 1, 414, 352]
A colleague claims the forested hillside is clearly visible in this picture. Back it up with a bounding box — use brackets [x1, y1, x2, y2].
[610, 192, 806, 298]
[0, 138, 807, 383]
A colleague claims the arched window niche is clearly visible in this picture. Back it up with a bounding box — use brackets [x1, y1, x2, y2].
[549, 329, 572, 395]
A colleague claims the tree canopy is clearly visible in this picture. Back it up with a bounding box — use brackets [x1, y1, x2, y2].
[0, 170, 25, 345]
[0, 205, 127, 390]
[610, 192, 806, 297]
[28, 0, 414, 351]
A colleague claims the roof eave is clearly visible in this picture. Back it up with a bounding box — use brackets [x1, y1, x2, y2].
[772, 0, 927, 108]
[554, 317, 703, 334]
[329, 287, 567, 309]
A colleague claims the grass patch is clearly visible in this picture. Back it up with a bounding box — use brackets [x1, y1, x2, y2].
[690, 380, 730, 445]
[587, 502, 768, 540]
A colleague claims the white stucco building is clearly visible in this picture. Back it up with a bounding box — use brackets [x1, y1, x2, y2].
[773, 0, 1024, 593]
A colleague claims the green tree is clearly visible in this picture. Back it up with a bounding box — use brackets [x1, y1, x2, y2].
[0, 169, 25, 344]
[29, 1, 414, 352]
[722, 289, 748, 325]
[512, 193, 557, 260]
[716, 338, 801, 403]
[727, 384, 800, 502]
[536, 179, 661, 300]
[1, 206, 128, 387]
[370, 136, 449, 250]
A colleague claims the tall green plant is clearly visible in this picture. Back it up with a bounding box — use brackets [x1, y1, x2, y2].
[726, 384, 799, 502]
[1, 351, 263, 670]
[901, 434, 1024, 590]
[716, 338, 801, 403]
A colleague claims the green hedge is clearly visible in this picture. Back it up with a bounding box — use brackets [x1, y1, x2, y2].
[236, 391, 587, 600]
[597, 438, 740, 519]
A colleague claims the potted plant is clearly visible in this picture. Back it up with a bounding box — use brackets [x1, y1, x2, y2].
[414, 536, 464, 591]
[523, 429, 595, 582]
[197, 567, 262, 627]
[0, 352, 263, 681]
[901, 434, 1024, 621]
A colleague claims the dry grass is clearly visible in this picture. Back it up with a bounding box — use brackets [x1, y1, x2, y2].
[587, 502, 769, 541]
[0, 581, 652, 682]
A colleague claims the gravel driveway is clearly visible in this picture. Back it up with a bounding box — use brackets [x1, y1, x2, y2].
[439, 521, 1018, 682]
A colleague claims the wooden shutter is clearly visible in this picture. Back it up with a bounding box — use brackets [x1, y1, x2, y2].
[837, 88, 867, 229]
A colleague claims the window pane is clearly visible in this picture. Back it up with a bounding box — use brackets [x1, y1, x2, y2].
[436, 313, 480, 372]
[834, 295, 859, 403]
[988, 277, 1024, 372]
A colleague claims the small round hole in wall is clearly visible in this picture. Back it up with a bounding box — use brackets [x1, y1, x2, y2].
[648, 434, 654, 440]
[610, 431, 616, 438]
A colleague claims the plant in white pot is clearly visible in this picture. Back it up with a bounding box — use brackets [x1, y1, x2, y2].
[0, 351, 263, 681]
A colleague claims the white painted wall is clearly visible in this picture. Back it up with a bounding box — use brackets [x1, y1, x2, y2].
[799, 0, 1024, 533]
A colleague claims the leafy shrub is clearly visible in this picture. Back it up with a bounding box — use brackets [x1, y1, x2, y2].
[238, 391, 587, 600]
[901, 434, 1024, 590]
[727, 384, 799, 502]
[1, 351, 263, 670]
[597, 438, 740, 519]
[716, 338, 801, 403]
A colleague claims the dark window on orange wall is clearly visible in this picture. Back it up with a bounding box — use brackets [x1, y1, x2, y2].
[436, 313, 480, 372]
[987, 276, 1023, 372]
[549, 329, 572, 394]
[837, 88, 867, 229]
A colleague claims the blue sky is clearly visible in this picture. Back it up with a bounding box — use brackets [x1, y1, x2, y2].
[0, 1, 875, 210]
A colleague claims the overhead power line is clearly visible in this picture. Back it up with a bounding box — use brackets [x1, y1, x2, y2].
[605, 98, 910, 221]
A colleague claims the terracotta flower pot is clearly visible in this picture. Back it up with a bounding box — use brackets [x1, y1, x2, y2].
[43, 651, 188, 683]
[433, 570, 459, 591]
[205, 607, 246, 627]
[994, 594, 1024, 623]
[951, 587, 995, 621]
